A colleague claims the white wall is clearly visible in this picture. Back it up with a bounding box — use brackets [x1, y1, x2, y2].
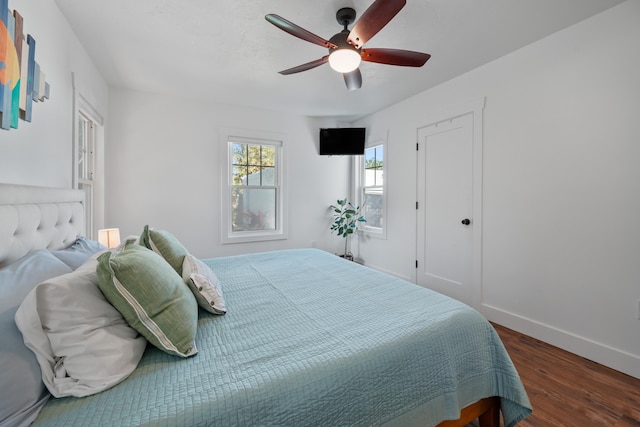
[106, 88, 351, 259]
[0, 0, 108, 188]
[354, 0, 640, 378]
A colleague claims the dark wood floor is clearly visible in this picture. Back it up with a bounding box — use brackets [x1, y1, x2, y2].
[492, 323, 640, 426]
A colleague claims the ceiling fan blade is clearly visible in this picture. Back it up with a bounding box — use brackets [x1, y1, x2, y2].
[279, 56, 329, 75]
[347, 0, 406, 48]
[343, 69, 362, 91]
[361, 48, 431, 67]
[266, 14, 337, 49]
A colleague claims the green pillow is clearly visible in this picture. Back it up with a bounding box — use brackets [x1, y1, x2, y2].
[140, 225, 189, 275]
[97, 244, 198, 358]
[182, 254, 227, 315]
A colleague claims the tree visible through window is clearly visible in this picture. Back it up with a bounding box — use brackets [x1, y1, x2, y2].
[363, 145, 384, 230]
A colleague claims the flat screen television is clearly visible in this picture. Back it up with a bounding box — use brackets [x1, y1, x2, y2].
[319, 127, 366, 155]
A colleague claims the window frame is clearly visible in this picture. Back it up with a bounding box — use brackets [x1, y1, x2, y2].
[72, 81, 104, 240]
[358, 137, 387, 239]
[221, 128, 287, 244]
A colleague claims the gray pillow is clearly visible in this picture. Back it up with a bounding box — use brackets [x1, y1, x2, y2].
[182, 254, 227, 315]
[97, 244, 198, 358]
[0, 250, 72, 427]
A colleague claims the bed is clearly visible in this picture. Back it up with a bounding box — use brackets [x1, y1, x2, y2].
[0, 183, 532, 427]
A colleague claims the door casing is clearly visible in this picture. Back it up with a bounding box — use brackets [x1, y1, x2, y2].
[415, 98, 485, 309]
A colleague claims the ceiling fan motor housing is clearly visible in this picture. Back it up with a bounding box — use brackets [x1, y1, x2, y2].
[336, 7, 356, 27]
[329, 30, 360, 53]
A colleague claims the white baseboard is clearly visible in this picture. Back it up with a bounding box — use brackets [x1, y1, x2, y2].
[364, 262, 413, 282]
[480, 303, 640, 380]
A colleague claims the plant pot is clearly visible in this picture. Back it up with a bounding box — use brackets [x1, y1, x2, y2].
[339, 253, 354, 261]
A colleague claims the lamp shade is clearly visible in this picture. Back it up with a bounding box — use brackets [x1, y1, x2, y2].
[98, 228, 121, 249]
[328, 49, 361, 73]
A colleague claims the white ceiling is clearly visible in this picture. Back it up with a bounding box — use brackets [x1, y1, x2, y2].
[55, 0, 624, 121]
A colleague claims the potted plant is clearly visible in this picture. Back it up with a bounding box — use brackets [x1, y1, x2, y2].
[330, 198, 366, 260]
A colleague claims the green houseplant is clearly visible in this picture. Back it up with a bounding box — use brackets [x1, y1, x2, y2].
[330, 198, 366, 260]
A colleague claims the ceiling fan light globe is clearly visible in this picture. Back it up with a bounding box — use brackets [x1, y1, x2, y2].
[328, 49, 361, 73]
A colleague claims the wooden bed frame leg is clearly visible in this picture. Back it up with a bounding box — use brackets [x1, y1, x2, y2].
[436, 397, 501, 427]
[478, 401, 500, 427]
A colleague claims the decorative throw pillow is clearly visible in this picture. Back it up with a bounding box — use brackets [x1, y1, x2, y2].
[0, 250, 72, 427]
[114, 235, 140, 252]
[140, 225, 189, 275]
[182, 254, 227, 315]
[97, 244, 198, 358]
[14, 255, 147, 398]
[50, 237, 106, 270]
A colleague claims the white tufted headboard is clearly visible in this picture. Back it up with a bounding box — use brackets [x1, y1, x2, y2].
[0, 183, 85, 268]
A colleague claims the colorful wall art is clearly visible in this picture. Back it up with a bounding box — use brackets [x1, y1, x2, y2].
[0, 0, 50, 131]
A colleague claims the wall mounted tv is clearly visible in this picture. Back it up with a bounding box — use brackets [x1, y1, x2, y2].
[319, 127, 366, 155]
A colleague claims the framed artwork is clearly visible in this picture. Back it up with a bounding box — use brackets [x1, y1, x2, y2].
[0, 0, 50, 131]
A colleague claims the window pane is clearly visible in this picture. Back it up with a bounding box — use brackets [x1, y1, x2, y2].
[365, 169, 385, 187]
[245, 170, 261, 186]
[261, 166, 275, 186]
[261, 145, 275, 167]
[363, 188, 383, 228]
[232, 143, 246, 165]
[248, 145, 261, 165]
[232, 188, 276, 231]
[365, 146, 376, 164]
[77, 117, 88, 180]
[365, 145, 384, 186]
[365, 168, 375, 187]
[376, 168, 384, 186]
[233, 166, 246, 185]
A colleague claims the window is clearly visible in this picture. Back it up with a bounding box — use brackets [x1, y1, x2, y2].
[72, 74, 105, 240]
[222, 130, 286, 243]
[76, 111, 96, 238]
[361, 143, 385, 236]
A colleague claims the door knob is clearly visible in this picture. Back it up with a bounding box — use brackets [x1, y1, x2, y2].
[461, 218, 471, 225]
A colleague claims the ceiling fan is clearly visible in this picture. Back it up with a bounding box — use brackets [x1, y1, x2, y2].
[265, 0, 431, 91]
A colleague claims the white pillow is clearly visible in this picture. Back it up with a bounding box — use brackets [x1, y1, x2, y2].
[15, 255, 147, 398]
[182, 254, 227, 314]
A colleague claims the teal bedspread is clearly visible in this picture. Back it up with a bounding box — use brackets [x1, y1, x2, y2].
[33, 249, 531, 426]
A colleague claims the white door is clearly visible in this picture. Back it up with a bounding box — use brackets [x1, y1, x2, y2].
[416, 113, 475, 304]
